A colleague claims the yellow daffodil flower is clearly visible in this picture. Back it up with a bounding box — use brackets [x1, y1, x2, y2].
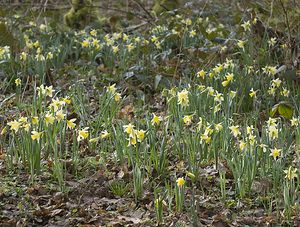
[123, 123, 135, 137]
[101, 130, 110, 139]
[229, 125, 241, 138]
[77, 127, 89, 142]
[31, 130, 43, 142]
[55, 110, 66, 122]
[270, 148, 281, 160]
[177, 89, 189, 107]
[284, 166, 298, 180]
[151, 113, 162, 126]
[32, 116, 39, 125]
[183, 115, 193, 126]
[7, 120, 22, 133]
[44, 113, 55, 126]
[15, 78, 21, 86]
[67, 118, 77, 130]
[176, 177, 185, 187]
[136, 129, 146, 142]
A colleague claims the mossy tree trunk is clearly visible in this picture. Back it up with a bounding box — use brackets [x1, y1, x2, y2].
[64, 0, 99, 29]
[152, 0, 179, 15]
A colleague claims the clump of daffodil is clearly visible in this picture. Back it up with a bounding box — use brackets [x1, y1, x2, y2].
[123, 123, 135, 138]
[206, 86, 215, 97]
[55, 110, 66, 122]
[177, 89, 189, 107]
[262, 65, 277, 77]
[49, 98, 65, 112]
[213, 64, 223, 74]
[267, 78, 282, 96]
[37, 85, 54, 98]
[238, 140, 247, 151]
[136, 129, 146, 142]
[77, 127, 89, 142]
[268, 37, 277, 47]
[213, 103, 221, 114]
[15, 78, 21, 86]
[112, 45, 119, 54]
[1, 126, 7, 135]
[7, 117, 30, 133]
[126, 43, 135, 52]
[266, 118, 279, 141]
[229, 125, 241, 138]
[200, 124, 214, 144]
[237, 40, 246, 51]
[123, 123, 146, 146]
[197, 70, 206, 79]
[229, 90, 237, 99]
[0, 46, 11, 60]
[259, 144, 268, 153]
[151, 113, 162, 126]
[270, 147, 281, 160]
[280, 87, 290, 97]
[46, 52, 53, 60]
[91, 38, 102, 50]
[183, 114, 193, 126]
[107, 84, 117, 94]
[196, 117, 203, 132]
[249, 88, 257, 98]
[221, 73, 234, 87]
[214, 122, 223, 132]
[81, 39, 90, 48]
[189, 29, 196, 38]
[44, 113, 55, 126]
[290, 117, 299, 127]
[114, 32, 123, 41]
[90, 29, 97, 37]
[35, 53, 45, 62]
[20, 52, 28, 61]
[213, 91, 224, 103]
[101, 130, 110, 139]
[176, 177, 185, 187]
[224, 58, 235, 69]
[175, 177, 186, 212]
[280, 43, 288, 49]
[241, 20, 251, 32]
[107, 84, 122, 102]
[271, 78, 282, 88]
[7, 120, 22, 133]
[31, 131, 43, 142]
[67, 118, 77, 130]
[183, 18, 192, 26]
[284, 166, 298, 180]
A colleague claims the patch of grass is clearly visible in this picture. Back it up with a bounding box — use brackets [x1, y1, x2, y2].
[109, 179, 129, 197]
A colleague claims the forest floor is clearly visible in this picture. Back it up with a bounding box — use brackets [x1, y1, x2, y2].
[0, 0, 300, 226]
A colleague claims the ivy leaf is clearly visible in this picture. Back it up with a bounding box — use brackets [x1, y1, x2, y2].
[278, 103, 293, 119]
[270, 102, 293, 119]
